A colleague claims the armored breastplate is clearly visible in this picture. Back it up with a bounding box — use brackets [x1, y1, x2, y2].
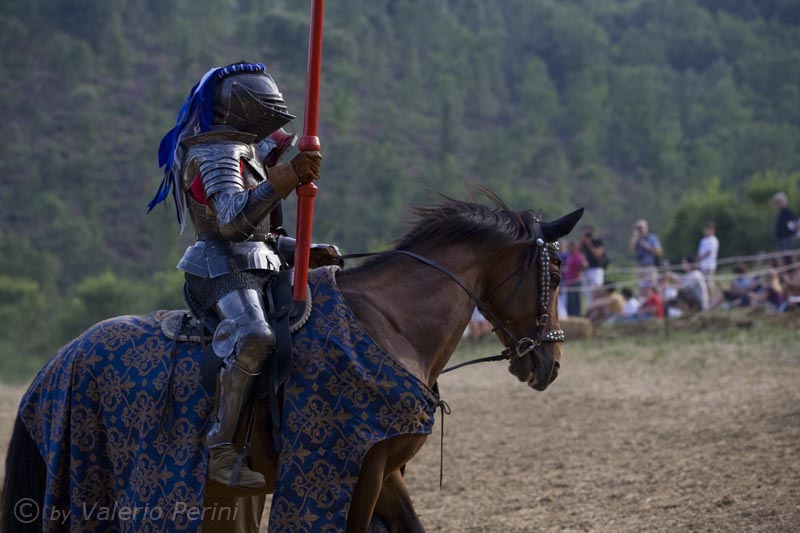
[176, 131, 282, 278]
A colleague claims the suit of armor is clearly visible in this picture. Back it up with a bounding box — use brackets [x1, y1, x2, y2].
[177, 130, 291, 455]
[151, 63, 322, 489]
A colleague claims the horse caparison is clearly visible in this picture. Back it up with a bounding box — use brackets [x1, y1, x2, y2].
[2, 192, 582, 532]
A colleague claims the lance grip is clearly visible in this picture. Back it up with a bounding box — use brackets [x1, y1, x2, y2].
[292, 135, 320, 301]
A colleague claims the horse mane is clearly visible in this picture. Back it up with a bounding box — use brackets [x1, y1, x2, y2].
[395, 187, 537, 252]
[341, 187, 538, 276]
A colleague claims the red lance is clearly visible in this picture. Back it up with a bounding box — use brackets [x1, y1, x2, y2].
[293, 0, 325, 302]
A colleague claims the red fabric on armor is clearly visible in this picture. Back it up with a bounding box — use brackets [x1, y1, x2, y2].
[187, 130, 295, 205]
[188, 160, 247, 205]
[188, 173, 208, 204]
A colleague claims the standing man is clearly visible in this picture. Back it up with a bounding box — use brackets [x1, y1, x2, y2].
[564, 241, 588, 317]
[148, 62, 322, 489]
[773, 192, 797, 251]
[696, 221, 719, 291]
[580, 225, 607, 307]
[629, 219, 662, 288]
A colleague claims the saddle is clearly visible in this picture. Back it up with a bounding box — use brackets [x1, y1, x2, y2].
[159, 270, 312, 453]
[158, 289, 311, 342]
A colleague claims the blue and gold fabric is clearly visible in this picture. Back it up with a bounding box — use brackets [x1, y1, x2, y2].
[19, 312, 214, 532]
[269, 267, 438, 531]
[18, 266, 437, 532]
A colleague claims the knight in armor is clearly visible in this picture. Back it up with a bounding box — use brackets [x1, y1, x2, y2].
[148, 62, 330, 489]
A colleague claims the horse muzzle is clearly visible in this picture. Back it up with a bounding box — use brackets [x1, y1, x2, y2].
[508, 342, 560, 391]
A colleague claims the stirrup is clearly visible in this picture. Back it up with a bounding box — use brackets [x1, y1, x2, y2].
[208, 445, 265, 489]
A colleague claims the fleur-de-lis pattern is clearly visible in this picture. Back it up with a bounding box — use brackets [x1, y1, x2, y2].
[18, 266, 436, 532]
[269, 267, 438, 532]
[19, 313, 214, 532]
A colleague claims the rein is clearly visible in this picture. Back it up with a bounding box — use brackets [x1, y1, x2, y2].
[342, 222, 565, 490]
[341, 219, 565, 373]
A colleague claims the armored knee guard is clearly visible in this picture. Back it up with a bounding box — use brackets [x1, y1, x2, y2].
[208, 288, 275, 448]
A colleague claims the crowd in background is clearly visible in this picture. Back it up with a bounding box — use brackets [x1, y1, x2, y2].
[467, 192, 800, 338]
[555, 191, 800, 325]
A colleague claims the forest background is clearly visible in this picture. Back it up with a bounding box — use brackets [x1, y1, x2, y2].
[1, 0, 799, 378]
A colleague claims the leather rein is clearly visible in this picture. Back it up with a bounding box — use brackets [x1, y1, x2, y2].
[342, 219, 565, 374]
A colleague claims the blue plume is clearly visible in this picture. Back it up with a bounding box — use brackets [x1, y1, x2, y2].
[147, 63, 268, 227]
[147, 68, 218, 225]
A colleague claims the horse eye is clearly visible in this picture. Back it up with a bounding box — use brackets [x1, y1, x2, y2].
[550, 273, 561, 286]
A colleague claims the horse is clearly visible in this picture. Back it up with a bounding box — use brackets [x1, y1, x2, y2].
[2, 193, 582, 532]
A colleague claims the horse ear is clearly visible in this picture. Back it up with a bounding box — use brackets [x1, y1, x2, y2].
[541, 208, 584, 241]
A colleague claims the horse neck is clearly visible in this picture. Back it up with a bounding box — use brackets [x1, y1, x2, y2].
[337, 245, 484, 388]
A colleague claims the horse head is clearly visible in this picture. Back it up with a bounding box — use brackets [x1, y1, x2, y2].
[483, 207, 583, 391]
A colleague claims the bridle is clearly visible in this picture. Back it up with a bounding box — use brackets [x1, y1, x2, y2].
[342, 218, 565, 372]
[345, 219, 568, 488]
[441, 217, 564, 372]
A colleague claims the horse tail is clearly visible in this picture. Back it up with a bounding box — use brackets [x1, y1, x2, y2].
[1, 416, 46, 533]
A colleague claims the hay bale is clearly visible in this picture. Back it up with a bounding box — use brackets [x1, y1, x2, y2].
[561, 317, 593, 340]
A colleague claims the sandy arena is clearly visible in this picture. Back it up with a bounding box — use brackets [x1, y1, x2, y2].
[2, 324, 799, 532]
[404, 326, 800, 532]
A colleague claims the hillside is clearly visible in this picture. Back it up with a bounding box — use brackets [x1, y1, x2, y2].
[1, 0, 799, 363]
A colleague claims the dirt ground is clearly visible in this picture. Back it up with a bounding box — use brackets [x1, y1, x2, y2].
[2, 322, 799, 532]
[402, 326, 800, 532]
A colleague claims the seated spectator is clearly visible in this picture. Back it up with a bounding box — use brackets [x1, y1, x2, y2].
[620, 287, 640, 317]
[781, 263, 800, 300]
[782, 265, 800, 312]
[639, 285, 665, 318]
[711, 264, 755, 309]
[750, 269, 785, 311]
[585, 286, 624, 322]
[677, 269, 710, 312]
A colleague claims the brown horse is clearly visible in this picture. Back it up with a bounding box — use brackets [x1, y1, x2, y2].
[3, 194, 582, 532]
[204, 195, 582, 531]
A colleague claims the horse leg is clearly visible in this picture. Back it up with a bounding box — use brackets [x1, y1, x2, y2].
[2, 417, 46, 533]
[348, 435, 428, 532]
[347, 439, 390, 532]
[373, 469, 425, 532]
[200, 494, 266, 533]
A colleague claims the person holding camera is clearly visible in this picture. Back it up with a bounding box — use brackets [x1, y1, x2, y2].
[629, 219, 662, 288]
[580, 225, 608, 307]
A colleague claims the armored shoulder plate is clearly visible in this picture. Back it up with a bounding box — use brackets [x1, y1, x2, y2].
[181, 133, 256, 197]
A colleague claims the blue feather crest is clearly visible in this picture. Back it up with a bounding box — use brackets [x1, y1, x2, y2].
[147, 63, 267, 228]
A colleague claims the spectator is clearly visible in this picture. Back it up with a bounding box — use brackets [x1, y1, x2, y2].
[585, 285, 624, 322]
[756, 270, 785, 311]
[773, 192, 797, 251]
[696, 221, 719, 291]
[638, 285, 665, 318]
[466, 307, 492, 341]
[678, 269, 710, 312]
[781, 263, 800, 312]
[621, 287, 640, 317]
[629, 219, 663, 288]
[710, 264, 755, 309]
[580, 225, 608, 308]
[557, 239, 569, 318]
[563, 241, 588, 317]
